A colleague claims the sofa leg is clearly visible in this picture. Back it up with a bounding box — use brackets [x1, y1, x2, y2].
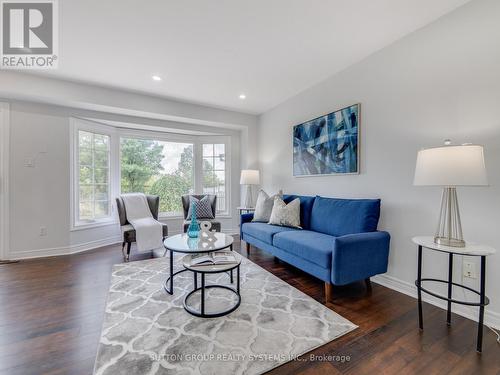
[245, 241, 250, 253]
[324, 282, 333, 303]
[365, 278, 372, 292]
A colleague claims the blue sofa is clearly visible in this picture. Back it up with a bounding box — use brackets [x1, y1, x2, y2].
[240, 194, 390, 302]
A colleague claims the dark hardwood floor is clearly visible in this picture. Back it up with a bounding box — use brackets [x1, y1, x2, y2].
[0, 237, 499, 375]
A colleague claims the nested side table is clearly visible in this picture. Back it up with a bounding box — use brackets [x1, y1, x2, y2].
[182, 253, 241, 318]
[412, 236, 496, 353]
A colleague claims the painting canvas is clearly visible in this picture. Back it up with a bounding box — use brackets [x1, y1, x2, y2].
[293, 104, 359, 176]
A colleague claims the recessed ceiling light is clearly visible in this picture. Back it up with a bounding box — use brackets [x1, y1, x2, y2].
[152, 75, 162, 81]
[239, 93, 246, 99]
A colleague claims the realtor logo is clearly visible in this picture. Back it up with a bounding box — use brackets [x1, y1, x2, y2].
[1, 0, 58, 69]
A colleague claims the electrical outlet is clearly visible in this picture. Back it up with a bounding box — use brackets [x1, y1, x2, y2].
[463, 261, 477, 279]
[39, 226, 47, 236]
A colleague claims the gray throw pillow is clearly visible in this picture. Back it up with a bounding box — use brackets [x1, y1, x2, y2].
[252, 190, 281, 222]
[187, 196, 214, 219]
[268, 196, 301, 228]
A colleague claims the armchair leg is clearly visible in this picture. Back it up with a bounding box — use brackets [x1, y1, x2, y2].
[121, 242, 126, 261]
[324, 282, 333, 303]
[245, 241, 250, 253]
[125, 242, 131, 262]
[365, 278, 372, 292]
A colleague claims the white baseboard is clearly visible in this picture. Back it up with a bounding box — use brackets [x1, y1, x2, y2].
[9, 235, 122, 260]
[7, 228, 240, 260]
[372, 273, 500, 330]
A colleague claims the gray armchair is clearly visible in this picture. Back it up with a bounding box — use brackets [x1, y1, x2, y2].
[181, 194, 221, 233]
[116, 195, 168, 261]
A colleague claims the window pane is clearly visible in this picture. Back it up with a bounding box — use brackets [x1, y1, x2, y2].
[79, 148, 92, 166]
[79, 185, 93, 202]
[214, 154, 225, 170]
[214, 144, 225, 158]
[95, 201, 110, 218]
[76, 130, 111, 224]
[79, 166, 92, 184]
[79, 201, 93, 221]
[203, 171, 216, 188]
[94, 168, 109, 184]
[94, 134, 109, 151]
[203, 144, 214, 157]
[203, 157, 214, 169]
[95, 184, 108, 201]
[215, 171, 225, 184]
[94, 150, 108, 168]
[203, 186, 216, 195]
[79, 131, 92, 149]
[120, 138, 194, 215]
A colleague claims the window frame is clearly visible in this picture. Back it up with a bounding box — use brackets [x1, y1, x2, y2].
[70, 118, 118, 230]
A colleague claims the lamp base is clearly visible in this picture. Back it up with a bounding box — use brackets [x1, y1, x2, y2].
[434, 187, 465, 248]
[434, 236, 466, 248]
[244, 185, 253, 208]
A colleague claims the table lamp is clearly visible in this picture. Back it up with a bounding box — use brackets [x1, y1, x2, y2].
[414, 142, 488, 247]
[240, 169, 260, 208]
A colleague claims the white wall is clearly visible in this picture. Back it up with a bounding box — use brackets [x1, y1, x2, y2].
[5, 100, 249, 259]
[258, 0, 500, 326]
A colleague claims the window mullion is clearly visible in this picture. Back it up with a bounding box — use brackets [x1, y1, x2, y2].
[91, 133, 96, 221]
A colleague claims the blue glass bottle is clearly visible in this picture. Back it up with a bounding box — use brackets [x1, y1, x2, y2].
[187, 202, 200, 238]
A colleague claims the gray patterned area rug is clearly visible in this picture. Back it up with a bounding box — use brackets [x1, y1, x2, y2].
[94, 253, 357, 375]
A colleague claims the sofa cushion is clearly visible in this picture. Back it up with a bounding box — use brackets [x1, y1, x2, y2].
[273, 230, 334, 267]
[242, 222, 297, 245]
[310, 196, 380, 237]
[283, 194, 315, 230]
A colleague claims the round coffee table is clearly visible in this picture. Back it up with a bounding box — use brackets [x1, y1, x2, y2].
[182, 253, 241, 318]
[163, 233, 234, 295]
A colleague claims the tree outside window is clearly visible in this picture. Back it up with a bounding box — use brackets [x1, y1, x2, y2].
[120, 138, 196, 214]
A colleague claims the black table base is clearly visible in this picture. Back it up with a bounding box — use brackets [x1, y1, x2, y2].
[163, 243, 233, 295]
[416, 245, 489, 353]
[184, 265, 241, 318]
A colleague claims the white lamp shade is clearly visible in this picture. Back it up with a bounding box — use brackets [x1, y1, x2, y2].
[414, 145, 488, 186]
[240, 169, 260, 185]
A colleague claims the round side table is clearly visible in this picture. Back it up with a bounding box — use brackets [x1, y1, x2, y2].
[182, 253, 241, 318]
[412, 236, 496, 353]
[163, 233, 234, 295]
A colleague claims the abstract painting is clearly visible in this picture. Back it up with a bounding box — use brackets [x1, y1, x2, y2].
[293, 104, 359, 176]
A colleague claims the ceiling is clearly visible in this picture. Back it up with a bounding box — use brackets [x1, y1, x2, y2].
[33, 0, 471, 114]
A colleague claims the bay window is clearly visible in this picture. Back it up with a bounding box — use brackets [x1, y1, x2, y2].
[71, 119, 231, 229]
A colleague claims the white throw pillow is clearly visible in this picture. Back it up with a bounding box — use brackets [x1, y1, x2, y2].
[252, 190, 282, 222]
[268, 196, 301, 228]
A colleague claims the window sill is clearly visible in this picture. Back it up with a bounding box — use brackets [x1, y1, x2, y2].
[158, 214, 233, 220]
[158, 215, 184, 221]
[71, 220, 118, 231]
[216, 214, 232, 219]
